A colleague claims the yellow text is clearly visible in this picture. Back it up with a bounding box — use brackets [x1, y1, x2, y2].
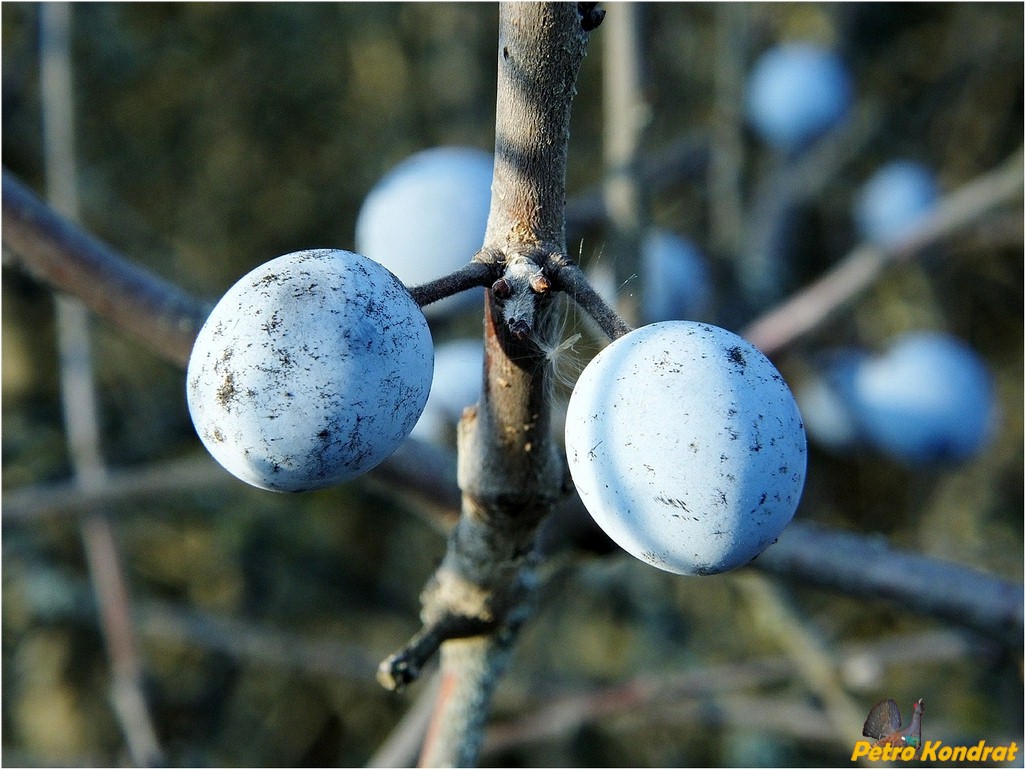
[851, 740, 1019, 763]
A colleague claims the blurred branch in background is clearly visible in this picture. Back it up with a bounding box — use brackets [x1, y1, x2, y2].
[731, 573, 868, 746]
[707, 4, 750, 260]
[38, 4, 163, 765]
[4, 561, 386, 681]
[6, 140, 1019, 381]
[5, 554, 995, 763]
[744, 145, 1024, 356]
[736, 99, 884, 315]
[481, 627, 996, 758]
[566, 131, 709, 244]
[2, 455, 233, 525]
[601, 1, 649, 325]
[366, 672, 443, 768]
[754, 521, 1023, 645]
[2, 438, 460, 535]
[5, 434, 1022, 646]
[1, 168, 210, 368]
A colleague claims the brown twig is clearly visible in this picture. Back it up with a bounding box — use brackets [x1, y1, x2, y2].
[549, 256, 633, 341]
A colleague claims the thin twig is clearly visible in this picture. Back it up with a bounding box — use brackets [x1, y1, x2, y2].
[743, 146, 1024, 356]
[378, 615, 497, 692]
[39, 5, 163, 765]
[550, 256, 633, 341]
[731, 573, 867, 742]
[409, 260, 496, 308]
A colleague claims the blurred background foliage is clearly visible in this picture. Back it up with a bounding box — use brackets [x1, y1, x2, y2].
[2, 3, 1022, 767]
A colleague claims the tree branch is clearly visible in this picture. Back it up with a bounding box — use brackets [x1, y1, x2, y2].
[409, 259, 496, 309]
[2, 168, 211, 367]
[39, 6, 163, 763]
[549, 255, 632, 341]
[382, 5, 598, 765]
[743, 146, 1024, 356]
[753, 521, 1023, 645]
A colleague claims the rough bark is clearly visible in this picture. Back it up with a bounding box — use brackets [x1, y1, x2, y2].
[378, 4, 599, 765]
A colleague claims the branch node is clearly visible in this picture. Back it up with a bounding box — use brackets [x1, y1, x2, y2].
[377, 614, 497, 692]
[490, 253, 552, 346]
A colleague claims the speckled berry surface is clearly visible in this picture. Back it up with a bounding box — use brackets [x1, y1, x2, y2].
[187, 249, 433, 492]
[565, 321, 807, 576]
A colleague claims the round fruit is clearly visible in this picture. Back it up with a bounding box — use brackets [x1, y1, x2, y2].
[355, 146, 493, 317]
[855, 160, 939, 245]
[848, 332, 995, 463]
[187, 249, 434, 492]
[410, 339, 483, 444]
[745, 42, 853, 151]
[795, 349, 867, 452]
[565, 321, 807, 576]
[641, 229, 713, 323]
